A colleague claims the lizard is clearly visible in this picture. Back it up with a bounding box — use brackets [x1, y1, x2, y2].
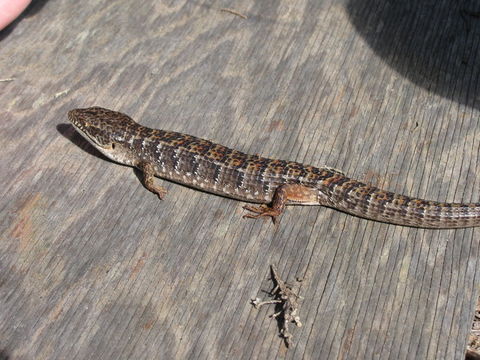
[68, 107, 480, 229]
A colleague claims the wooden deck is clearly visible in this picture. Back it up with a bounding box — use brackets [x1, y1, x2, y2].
[1, 0, 479, 359]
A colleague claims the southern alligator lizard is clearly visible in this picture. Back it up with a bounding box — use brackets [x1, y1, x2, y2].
[68, 107, 480, 229]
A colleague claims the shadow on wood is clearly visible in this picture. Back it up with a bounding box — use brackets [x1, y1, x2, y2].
[346, 0, 480, 110]
[57, 123, 114, 163]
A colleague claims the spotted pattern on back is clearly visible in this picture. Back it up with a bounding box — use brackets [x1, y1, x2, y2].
[69, 107, 480, 228]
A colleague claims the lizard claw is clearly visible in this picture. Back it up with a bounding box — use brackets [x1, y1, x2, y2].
[243, 205, 281, 224]
[154, 187, 168, 200]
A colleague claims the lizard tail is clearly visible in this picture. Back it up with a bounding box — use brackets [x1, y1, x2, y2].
[318, 176, 480, 229]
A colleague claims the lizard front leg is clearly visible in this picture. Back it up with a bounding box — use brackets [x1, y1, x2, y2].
[138, 162, 167, 200]
[243, 184, 318, 223]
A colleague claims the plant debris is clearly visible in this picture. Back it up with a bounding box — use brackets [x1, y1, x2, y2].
[220, 8, 247, 19]
[252, 265, 303, 347]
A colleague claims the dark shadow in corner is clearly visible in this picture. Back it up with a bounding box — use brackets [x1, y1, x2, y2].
[346, 0, 480, 110]
[0, 349, 9, 360]
[23, 0, 52, 17]
[57, 123, 114, 164]
[0, 0, 52, 41]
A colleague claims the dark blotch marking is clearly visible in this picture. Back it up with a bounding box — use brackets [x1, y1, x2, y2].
[285, 162, 308, 179]
[236, 171, 245, 188]
[371, 190, 395, 211]
[263, 180, 271, 194]
[338, 180, 364, 195]
[171, 149, 180, 170]
[213, 164, 222, 183]
[192, 158, 201, 176]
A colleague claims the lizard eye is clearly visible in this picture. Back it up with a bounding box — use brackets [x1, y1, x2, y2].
[111, 143, 116, 149]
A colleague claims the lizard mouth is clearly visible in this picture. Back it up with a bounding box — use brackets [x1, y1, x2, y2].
[69, 120, 113, 151]
[68, 109, 116, 150]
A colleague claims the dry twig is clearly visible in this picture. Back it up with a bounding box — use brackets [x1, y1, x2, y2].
[220, 8, 247, 19]
[252, 265, 302, 347]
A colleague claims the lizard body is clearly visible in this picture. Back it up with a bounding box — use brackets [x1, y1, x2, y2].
[68, 107, 480, 228]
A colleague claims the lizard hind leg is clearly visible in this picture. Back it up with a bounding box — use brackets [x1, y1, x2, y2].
[243, 184, 318, 224]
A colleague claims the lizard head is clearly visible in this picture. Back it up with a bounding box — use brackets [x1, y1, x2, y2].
[68, 107, 139, 164]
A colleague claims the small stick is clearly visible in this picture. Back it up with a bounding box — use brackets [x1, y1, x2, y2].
[220, 8, 247, 19]
[0, 78, 14, 82]
[54, 89, 70, 99]
[251, 265, 303, 347]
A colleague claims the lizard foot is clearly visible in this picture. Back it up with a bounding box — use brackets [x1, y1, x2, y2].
[153, 186, 168, 200]
[243, 205, 282, 224]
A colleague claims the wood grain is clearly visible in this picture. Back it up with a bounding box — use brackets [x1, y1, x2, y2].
[0, 0, 479, 359]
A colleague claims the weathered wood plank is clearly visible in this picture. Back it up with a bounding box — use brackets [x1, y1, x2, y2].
[0, 0, 479, 359]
